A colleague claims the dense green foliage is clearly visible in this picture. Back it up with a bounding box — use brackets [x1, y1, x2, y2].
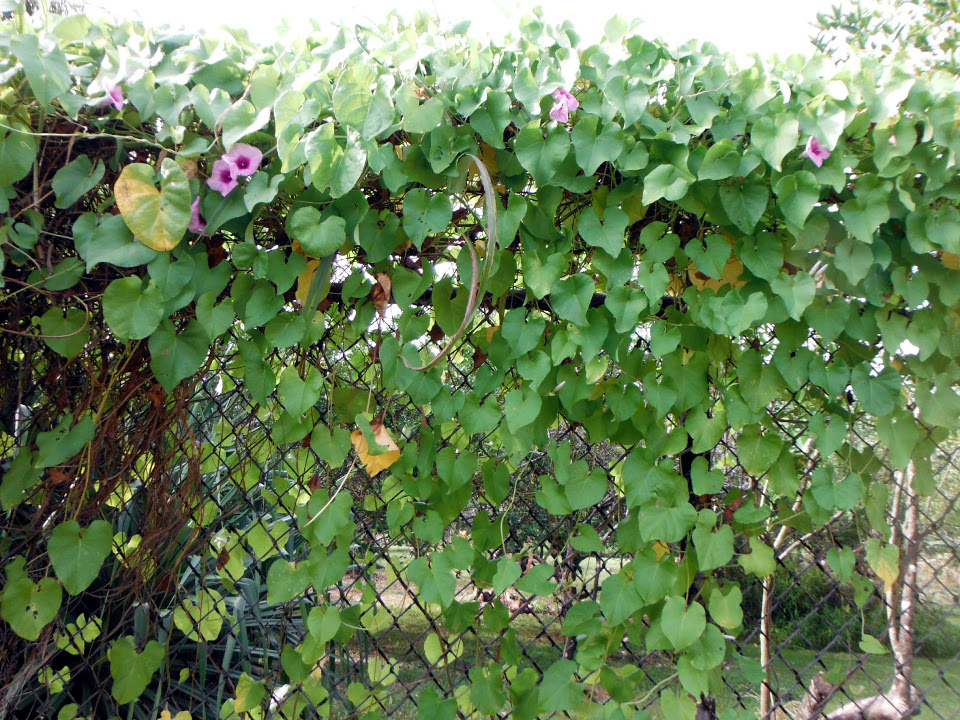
[2, 2, 960, 719]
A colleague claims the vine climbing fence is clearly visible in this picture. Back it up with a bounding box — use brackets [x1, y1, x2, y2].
[4, 289, 960, 720]
[2, 7, 960, 720]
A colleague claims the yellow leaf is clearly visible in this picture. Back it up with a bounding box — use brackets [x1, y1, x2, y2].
[159, 711, 192, 720]
[114, 160, 190, 252]
[591, 185, 609, 210]
[296, 259, 320, 305]
[479, 142, 499, 176]
[351, 423, 401, 476]
[943, 252, 960, 270]
[472, 143, 507, 193]
[653, 541, 670, 560]
[867, 539, 900, 589]
[687, 257, 746, 292]
[621, 190, 647, 225]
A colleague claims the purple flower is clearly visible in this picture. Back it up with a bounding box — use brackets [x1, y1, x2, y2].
[189, 197, 206, 234]
[222, 143, 262, 177]
[100, 84, 125, 111]
[549, 88, 579, 124]
[207, 159, 239, 196]
[800, 136, 831, 168]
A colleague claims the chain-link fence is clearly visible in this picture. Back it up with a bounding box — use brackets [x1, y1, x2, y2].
[2, 288, 958, 720]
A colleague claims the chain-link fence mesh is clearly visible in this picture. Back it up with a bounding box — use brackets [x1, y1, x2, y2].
[2, 291, 959, 720]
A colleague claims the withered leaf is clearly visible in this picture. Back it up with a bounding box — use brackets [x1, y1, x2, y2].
[350, 422, 401, 476]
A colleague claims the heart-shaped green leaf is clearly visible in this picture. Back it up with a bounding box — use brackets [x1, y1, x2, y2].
[402, 189, 452, 249]
[148, 319, 210, 392]
[578, 205, 629, 256]
[307, 605, 341, 644]
[0, 576, 62, 640]
[333, 65, 395, 140]
[600, 572, 643, 626]
[514, 122, 569, 186]
[277, 366, 324, 417]
[708, 584, 743, 630]
[775, 171, 820, 227]
[738, 537, 776, 577]
[751, 115, 800, 171]
[266, 559, 310, 604]
[102, 276, 166, 340]
[173, 588, 226, 641]
[35, 414, 95, 469]
[692, 516, 735, 572]
[661, 596, 706, 650]
[39, 307, 89, 358]
[108, 637, 164, 704]
[234, 672, 267, 713]
[736, 426, 784, 475]
[719, 177, 769, 233]
[503, 387, 542, 433]
[52, 155, 105, 209]
[860, 633, 888, 655]
[0, 120, 38, 186]
[48, 520, 113, 595]
[310, 424, 352, 466]
[287, 208, 347, 257]
[550, 274, 594, 325]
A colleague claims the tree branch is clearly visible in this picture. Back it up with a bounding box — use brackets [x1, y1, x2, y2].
[796, 463, 921, 720]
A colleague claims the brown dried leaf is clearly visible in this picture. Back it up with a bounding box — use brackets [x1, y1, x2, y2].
[215, 547, 230, 570]
[47, 469, 72, 485]
[147, 384, 166, 407]
[472, 347, 488, 370]
[371, 272, 392, 318]
[207, 244, 227, 267]
[350, 422, 401, 477]
[586, 685, 612, 703]
[178, 158, 199, 179]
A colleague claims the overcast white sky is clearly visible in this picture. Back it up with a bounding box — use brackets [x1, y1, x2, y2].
[87, 0, 838, 60]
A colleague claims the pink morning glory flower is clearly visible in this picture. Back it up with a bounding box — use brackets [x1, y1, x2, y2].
[207, 159, 239, 196]
[800, 136, 831, 167]
[100, 84, 125, 111]
[189, 197, 206, 234]
[222, 143, 263, 177]
[549, 88, 579, 123]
